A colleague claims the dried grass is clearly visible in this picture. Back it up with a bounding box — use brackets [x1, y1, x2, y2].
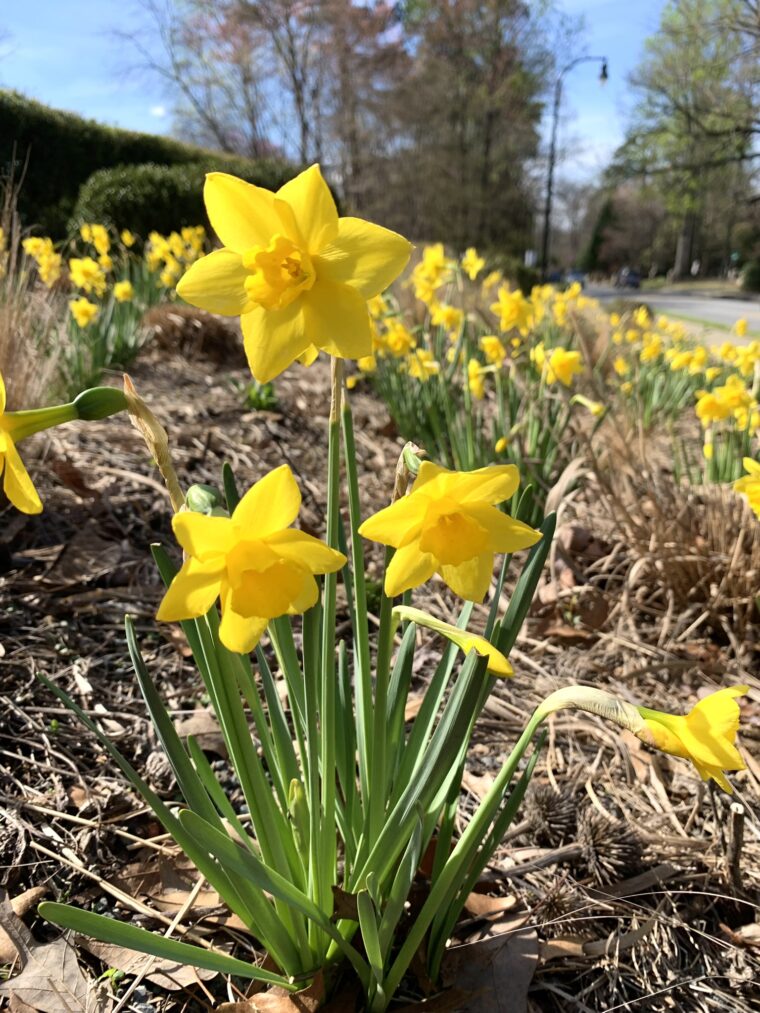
[0, 172, 63, 407]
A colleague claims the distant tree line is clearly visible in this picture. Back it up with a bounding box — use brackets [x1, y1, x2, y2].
[125, 0, 558, 254]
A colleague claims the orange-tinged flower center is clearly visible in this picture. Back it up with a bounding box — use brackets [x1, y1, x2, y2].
[242, 233, 314, 310]
[419, 497, 490, 565]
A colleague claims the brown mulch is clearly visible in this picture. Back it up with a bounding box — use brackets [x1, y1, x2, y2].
[1, 332, 759, 1012]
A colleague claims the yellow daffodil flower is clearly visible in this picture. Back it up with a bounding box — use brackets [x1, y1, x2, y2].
[494, 436, 509, 453]
[480, 335, 507, 365]
[176, 165, 411, 383]
[0, 372, 42, 514]
[406, 349, 439, 381]
[571, 394, 605, 417]
[392, 605, 512, 676]
[734, 317, 748, 338]
[490, 285, 533, 335]
[358, 461, 541, 600]
[157, 464, 346, 653]
[461, 247, 485, 281]
[69, 297, 98, 328]
[612, 355, 629, 377]
[536, 684, 747, 793]
[636, 687, 747, 793]
[531, 343, 583, 386]
[120, 229, 136, 248]
[734, 457, 760, 517]
[113, 280, 134, 303]
[69, 256, 107, 296]
[467, 358, 486, 400]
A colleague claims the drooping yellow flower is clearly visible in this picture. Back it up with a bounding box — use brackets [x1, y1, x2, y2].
[358, 461, 541, 600]
[461, 247, 485, 281]
[120, 229, 136, 248]
[572, 394, 605, 417]
[176, 165, 411, 383]
[157, 464, 346, 653]
[734, 457, 760, 517]
[69, 297, 98, 328]
[636, 687, 747, 793]
[113, 280, 135, 303]
[536, 684, 747, 794]
[393, 606, 512, 676]
[0, 372, 43, 514]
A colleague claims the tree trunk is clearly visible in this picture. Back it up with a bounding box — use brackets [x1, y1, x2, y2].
[672, 211, 695, 279]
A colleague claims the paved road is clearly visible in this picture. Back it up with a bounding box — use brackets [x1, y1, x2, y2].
[587, 285, 760, 335]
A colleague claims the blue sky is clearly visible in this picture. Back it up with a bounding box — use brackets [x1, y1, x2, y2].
[0, 0, 667, 182]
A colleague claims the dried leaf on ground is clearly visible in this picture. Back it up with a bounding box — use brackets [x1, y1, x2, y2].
[441, 911, 538, 1012]
[0, 893, 107, 1013]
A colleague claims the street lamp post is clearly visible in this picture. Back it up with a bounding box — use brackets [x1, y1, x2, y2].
[540, 56, 608, 280]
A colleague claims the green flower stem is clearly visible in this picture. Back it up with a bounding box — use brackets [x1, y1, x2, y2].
[368, 548, 396, 843]
[380, 711, 545, 1006]
[340, 395, 373, 803]
[318, 358, 344, 918]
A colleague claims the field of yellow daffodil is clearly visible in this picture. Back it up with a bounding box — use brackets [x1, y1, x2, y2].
[0, 167, 758, 1011]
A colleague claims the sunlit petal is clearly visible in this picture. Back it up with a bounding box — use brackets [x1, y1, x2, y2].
[204, 173, 283, 252]
[233, 464, 301, 537]
[241, 303, 311, 384]
[176, 248, 251, 315]
[317, 217, 412, 297]
[277, 165, 339, 254]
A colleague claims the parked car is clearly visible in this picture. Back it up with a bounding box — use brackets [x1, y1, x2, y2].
[615, 267, 641, 289]
[565, 268, 586, 288]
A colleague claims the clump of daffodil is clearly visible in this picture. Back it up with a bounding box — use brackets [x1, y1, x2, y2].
[22, 236, 63, 288]
[358, 461, 541, 600]
[69, 297, 98, 328]
[734, 457, 760, 517]
[157, 464, 346, 653]
[176, 165, 411, 383]
[535, 684, 747, 793]
[530, 343, 583, 387]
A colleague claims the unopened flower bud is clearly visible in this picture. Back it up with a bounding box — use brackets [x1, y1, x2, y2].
[73, 386, 129, 421]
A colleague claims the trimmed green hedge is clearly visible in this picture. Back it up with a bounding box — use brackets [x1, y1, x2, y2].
[0, 89, 292, 235]
[72, 159, 295, 238]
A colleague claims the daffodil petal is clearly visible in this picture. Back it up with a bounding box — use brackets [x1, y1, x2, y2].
[172, 512, 234, 560]
[2, 441, 42, 514]
[454, 464, 521, 505]
[241, 303, 311, 383]
[175, 248, 252, 315]
[358, 497, 425, 548]
[302, 279, 372, 359]
[204, 173, 283, 253]
[266, 529, 346, 573]
[233, 464, 301, 537]
[440, 553, 493, 602]
[219, 586, 268, 654]
[156, 558, 223, 621]
[465, 504, 542, 554]
[316, 217, 412, 298]
[384, 541, 437, 597]
[0, 372, 6, 414]
[277, 165, 339, 254]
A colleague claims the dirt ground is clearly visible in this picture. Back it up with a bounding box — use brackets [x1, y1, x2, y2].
[1, 334, 759, 1012]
